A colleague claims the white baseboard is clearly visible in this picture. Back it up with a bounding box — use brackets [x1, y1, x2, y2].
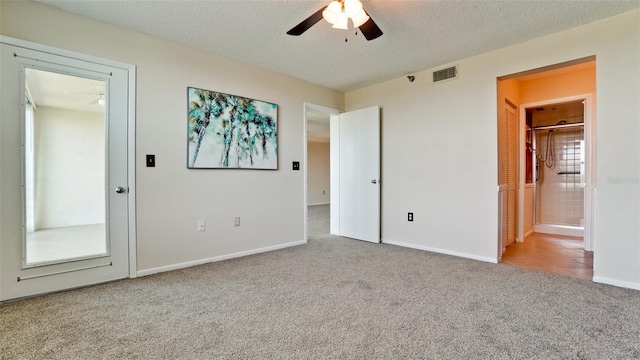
[137, 240, 306, 277]
[524, 229, 534, 238]
[534, 224, 583, 237]
[593, 276, 640, 291]
[383, 239, 498, 264]
[308, 202, 329, 206]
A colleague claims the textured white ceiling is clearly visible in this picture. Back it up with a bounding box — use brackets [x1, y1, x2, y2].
[36, 0, 640, 92]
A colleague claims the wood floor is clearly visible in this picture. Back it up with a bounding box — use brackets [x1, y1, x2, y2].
[502, 232, 593, 280]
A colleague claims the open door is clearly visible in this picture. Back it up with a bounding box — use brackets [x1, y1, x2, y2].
[330, 106, 380, 243]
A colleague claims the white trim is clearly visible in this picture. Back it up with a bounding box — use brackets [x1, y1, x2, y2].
[524, 229, 534, 238]
[1, 35, 138, 280]
[0, 35, 134, 72]
[308, 202, 330, 206]
[534, 224, 584, 237]
[593, 277, 640, 291]
[583, 94, 595, 252]
[590, 187, 597, 253]
[383, 239, 498, 264]
[497, 184, 507, 256]
[303, 102, 341, 243]
[127, 67, 137, 278]
[513, 100, 525, 246]
[329, 114, 340, 236]
[137, 240, 306, 277]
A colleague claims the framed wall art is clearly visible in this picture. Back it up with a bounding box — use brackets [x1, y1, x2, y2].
[187, 87, 278, 169]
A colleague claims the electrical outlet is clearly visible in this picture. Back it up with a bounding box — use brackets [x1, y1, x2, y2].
[408, 212, 413, 222]
[197, 220, 205, 232]
[234, 217, 241, 227]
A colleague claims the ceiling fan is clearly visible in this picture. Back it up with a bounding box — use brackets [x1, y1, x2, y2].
[287, 0, 383, 41]
[88, 92, 106, 106]
[65, 87, 105, 106]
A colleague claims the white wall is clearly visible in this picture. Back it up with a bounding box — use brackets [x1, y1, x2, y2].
[307, 140, 330, 205]
[1, 1, 343, 272]
[34, 106, 105, 229]
[346, 9, 640, 288]
[2, 2, 638, 290]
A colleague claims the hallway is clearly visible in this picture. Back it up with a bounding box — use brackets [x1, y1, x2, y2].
[502, 233, 593, 280]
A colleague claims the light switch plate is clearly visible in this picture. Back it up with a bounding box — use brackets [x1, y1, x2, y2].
[146, 154, 156, 167]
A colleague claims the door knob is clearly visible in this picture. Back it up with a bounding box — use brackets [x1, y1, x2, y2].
[371, 179, 377, 184]
[115, 186, 126, 194]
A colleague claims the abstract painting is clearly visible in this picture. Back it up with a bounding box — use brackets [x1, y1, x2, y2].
[187, 87, 278, 169]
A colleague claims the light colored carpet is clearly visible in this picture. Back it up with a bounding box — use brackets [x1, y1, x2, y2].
[1, 205, 639, 359]
[308, 204, 330, 239]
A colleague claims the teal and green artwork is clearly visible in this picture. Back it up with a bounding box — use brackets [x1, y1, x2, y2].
[187, 87, 278, 169]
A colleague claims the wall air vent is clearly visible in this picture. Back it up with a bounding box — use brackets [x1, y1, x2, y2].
[432, 65, 458, 83]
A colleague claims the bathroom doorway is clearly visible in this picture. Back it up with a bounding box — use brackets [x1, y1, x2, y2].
[520, 94, 594, 251]
[530, 100, 585, 237]
[497, 57, 595, 279]
[511, 94, 594, 280]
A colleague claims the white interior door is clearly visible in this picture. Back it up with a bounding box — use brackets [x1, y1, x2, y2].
[330, 106, 380, 243]
[0, 42, 131, 301]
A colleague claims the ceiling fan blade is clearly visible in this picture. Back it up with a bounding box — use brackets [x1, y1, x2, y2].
[358, 16, 383, 41]
[88, 96, 99, 105]
[287, 7, 326, 36]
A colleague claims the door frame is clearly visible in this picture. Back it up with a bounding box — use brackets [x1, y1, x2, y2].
[0, 36, 138, 280]
[303, 102, 341, 242]
[518, 94, 595, 251]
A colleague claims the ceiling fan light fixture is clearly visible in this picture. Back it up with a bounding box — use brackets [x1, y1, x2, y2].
[322, 1, 342, 24]
[332, 11, 349, 30]
[287, 0, 382, 41]
[98, 97, 105, 106]
[351, 9, 369, 28]
[344, 0, 363, 18]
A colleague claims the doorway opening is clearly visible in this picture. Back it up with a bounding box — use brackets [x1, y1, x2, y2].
[530, 101, 585, 236]
[303, 103, 381, 244]
[497, 56, 595, 279]
[304, 103, 339, 242]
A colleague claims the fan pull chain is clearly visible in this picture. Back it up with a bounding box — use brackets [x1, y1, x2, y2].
[344, 28, 359, 43]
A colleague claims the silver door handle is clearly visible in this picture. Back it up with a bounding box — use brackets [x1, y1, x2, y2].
[115, 186, 127, 194]
[371, 179, 377, 184]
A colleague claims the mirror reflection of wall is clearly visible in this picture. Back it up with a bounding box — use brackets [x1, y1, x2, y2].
[24, 68, 108, 265]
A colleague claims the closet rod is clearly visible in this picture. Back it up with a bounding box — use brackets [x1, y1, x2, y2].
[533, 123, 584, 131]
